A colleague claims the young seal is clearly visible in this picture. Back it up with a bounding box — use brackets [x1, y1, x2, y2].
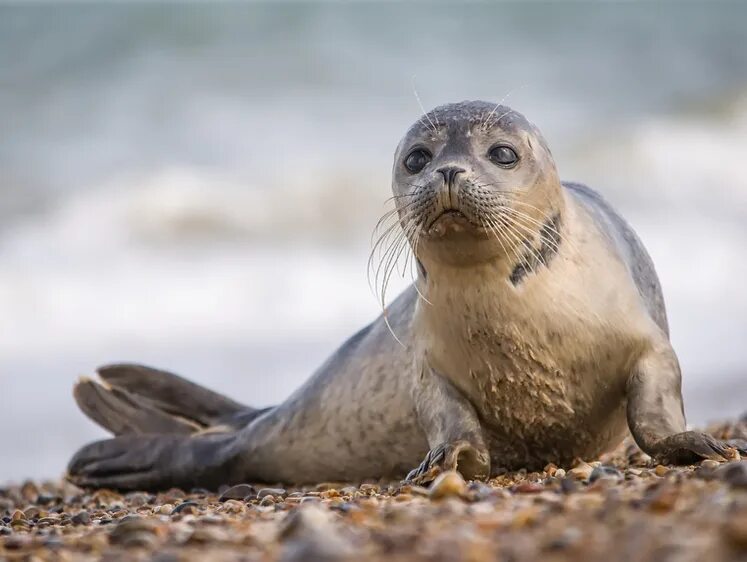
[68, 101, 745, 491]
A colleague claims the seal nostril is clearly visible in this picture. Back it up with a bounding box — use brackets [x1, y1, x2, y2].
[437, 166, 466, 186]
[437, 166, 466, 208]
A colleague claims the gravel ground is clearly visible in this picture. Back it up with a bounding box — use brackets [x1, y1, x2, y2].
[2, 420, 747, 562]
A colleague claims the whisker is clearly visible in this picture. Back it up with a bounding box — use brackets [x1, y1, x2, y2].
[412, 77, 438, 134]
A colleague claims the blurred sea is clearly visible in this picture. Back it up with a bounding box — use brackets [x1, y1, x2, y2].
[1, 3, 746, 482]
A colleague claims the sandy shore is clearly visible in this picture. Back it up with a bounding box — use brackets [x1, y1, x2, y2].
[2, 419, 746, 562]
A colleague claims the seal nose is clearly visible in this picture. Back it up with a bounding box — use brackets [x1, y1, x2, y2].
[437, 166, 466, 187]
[436, 166, 465, 208]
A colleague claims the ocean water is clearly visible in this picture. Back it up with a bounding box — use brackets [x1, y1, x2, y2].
[1, 3, 746, 483]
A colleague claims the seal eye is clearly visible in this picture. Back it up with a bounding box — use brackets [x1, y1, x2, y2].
[404, 149, 432, 174]
[488, 145, 519, 167]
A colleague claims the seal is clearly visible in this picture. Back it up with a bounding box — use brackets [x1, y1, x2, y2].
[67, 101, 745, 491]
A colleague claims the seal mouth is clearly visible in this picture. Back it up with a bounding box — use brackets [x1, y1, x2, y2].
[427, 209, 482, 236]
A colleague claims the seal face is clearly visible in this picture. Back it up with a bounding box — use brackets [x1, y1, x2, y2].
[391, 101, 563, 270]
[66, 101, 746, 491]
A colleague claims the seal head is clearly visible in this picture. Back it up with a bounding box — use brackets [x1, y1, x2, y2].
[392, 101, 562, 267]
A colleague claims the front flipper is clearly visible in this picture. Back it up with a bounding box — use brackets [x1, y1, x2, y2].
[406, 365, 490, 484]
[627, 341, 747, 464]
[67, 432, 242, 491]
[406, 439, 490, 483]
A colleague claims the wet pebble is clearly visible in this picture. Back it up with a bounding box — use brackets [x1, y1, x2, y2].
[569, 462, 594, 481]
[589, 465, 623, 483]
[219, 483, 257, 501]
[72, 511, 91, 525]
[171, 501, 200, 515]
[279, 504, 354, 561]
[258, 487, 287, 499]
[716, 461, 747, 488]
[109, 516, 160, 547]
[560, 477, 579, 494]
[428, 471, 467, 500]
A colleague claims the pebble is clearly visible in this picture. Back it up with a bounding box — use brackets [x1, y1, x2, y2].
[109, 516, 160, 547]
[219, 483, 257, 502]
[258, 487, 287, 499]
[514, 482, 544, 494]
[428, 471, 467, 500]
[279, 504, 355, 561]
[560, 477, 579, 494]
[569, 461, 594, 481]
[171, 501, 199, 515]
[1, 422, 746, 561]
[646, 483, 679, 513]
[589, 465, 623, 483]
[654, 465, 670, 477]
[716, 461, 747, 488]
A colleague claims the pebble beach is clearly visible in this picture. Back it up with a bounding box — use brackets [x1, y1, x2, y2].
[2, 419, 746, 562]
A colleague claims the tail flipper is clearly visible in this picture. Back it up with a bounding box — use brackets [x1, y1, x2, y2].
[74, 363, 261, 436]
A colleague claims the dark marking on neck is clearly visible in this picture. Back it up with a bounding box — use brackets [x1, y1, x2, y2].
[509, 212, 562, 286]
[416, 258, 428, 281]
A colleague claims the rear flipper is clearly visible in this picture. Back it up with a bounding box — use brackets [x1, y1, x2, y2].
[68, 363, 267, 490]
[68, 432, 245, 491]
[74, 363, 263, 435]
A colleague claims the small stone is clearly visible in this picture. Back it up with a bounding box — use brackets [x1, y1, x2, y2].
[109, 516, 160, 546]
[701, 459, 721, 470]
[171, 501, 199, 515]
[466, 482, 495, 502]
[11, 510, 26, 522]
[125, 492, 153, 507]
[569, 461, 594, 481]
[20, 481, 39, 503]
[428, 471, 467, 500]
[36, 494, 58, 506]
[260, 495, 276, 506]
[71, 511, 90, 525]
[654, 465, 670, 477]
[646, 483, 679, 513]
[279, 504, 355, 561]
[716, 461, 747, 488]
[589, 466, 623, 483]
[514, 482, 544, 494]
[560, 477, 578, 494]
[219, 484, 257, 502]
[554, 468, 566, 478]
[158, 504, 174, 515]
[258, 487, 287, 499]
[220, 499, 246, 513]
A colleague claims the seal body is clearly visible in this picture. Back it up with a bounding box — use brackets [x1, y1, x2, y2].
[68, 102, 742, 490]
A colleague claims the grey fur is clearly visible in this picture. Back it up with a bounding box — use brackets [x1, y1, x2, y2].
[67, 101, 743, 491]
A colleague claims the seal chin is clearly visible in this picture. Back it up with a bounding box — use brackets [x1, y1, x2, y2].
[426, 210, 482, 238]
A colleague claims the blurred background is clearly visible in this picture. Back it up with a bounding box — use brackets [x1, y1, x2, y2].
[1, 2, 746, 483]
